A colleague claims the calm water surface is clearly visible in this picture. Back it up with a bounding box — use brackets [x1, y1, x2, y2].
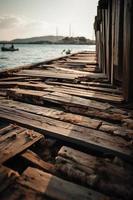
[0, 44, 95, 69]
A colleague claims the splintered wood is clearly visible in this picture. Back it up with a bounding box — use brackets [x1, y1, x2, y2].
[0, 51, 133, 200]
[0, 124, 43, 164]
[56, 146, 133, 199]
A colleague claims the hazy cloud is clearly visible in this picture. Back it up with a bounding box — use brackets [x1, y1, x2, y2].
[0, 16, 23, 29]
[0, 15, 56, 40]
[0, 15, 52, 31]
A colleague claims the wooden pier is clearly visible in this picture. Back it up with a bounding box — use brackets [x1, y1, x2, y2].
[0, 50, 133, 200]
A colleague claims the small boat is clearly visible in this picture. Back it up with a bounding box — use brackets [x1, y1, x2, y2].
[1, 47, 19, 52]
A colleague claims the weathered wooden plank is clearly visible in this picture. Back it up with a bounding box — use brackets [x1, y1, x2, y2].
[5, 81, 123, 103]
[42, 91, 122, 106]
[81, 81, 117, 88]
[8, 87, 49, 97]
[75, 51, 96, 55]
[21, 150, 55, 173]
[66, 105, 128, 124]
[0, 99, 101, 130]
[56, 147, 133, 199]
[0, 165, 19, 193]
[69, 57, 96, 61]
[14, 69, 107, 81]
[18, 167, 110, 200]
[7, 88, 111, 110]
[0, 125, 44, 164]
[0, 105, 132, 162]
[5, 88, 129, 124]
[14, 69, 79, 81]
[63, 60, 98, 65]
[40, 85, 123, 103]
[45, 81, 122, 94]
[0, 99, 132, 140]
[56, 146, 133, 199]
[0, 81, 58, 91]
[69, 55, 96, 60]
[50, 63, 99, 73]
[63, 63, 97, 69]
[40, 64, 94, 75]
[0, 80, 122, 96]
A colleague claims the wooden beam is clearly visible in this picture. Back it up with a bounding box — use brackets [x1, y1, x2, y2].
[17, 167, 110, 200]
[21, 150, 55, 174]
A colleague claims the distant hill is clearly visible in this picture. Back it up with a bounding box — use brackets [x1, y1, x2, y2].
[0, 35, 95, 45]
[11, 35, 64, 44]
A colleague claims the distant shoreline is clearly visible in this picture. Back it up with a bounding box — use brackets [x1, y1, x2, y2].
[0, 42, 95, 45]
[0, 36, 95, 46]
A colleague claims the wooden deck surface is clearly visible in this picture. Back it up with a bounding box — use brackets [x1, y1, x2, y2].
[0, 51, 133, 200]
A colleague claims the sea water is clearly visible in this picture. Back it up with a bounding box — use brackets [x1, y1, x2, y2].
[0, 44, 95, 69]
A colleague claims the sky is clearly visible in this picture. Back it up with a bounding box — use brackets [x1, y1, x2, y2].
[0, 0, 98, 41]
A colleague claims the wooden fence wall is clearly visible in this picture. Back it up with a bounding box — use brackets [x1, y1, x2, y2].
[94, 0, 133, 102]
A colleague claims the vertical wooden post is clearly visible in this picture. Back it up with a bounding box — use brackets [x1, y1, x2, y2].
[112, 0, 124, 84]
[106, 0, 112, 81]
[123, 0, 133, 101]
[110, 0, 116, 85]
